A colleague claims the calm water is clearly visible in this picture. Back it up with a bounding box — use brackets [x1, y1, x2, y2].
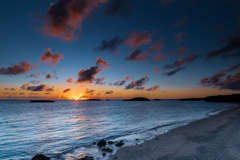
[0, 100, 236, 160]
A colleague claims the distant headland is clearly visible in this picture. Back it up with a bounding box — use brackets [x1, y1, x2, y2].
[30, 100, 54, 102]
[180, 94, 240, 102]
[122, 97, 151, 101]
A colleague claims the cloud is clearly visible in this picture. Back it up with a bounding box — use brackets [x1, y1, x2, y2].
[104, 0, 131, 17]
[40, 48, 63, 67]
[19, 93, 24, 95]
[226, 62, 240, 72]
[63, 88, 71, 93]
[4, 88, 8, 90]
[28, 72, 42, 78]
[105, 90, 113, 94]
[109, 80, 126, 86]
[94, 36, 123, 53]
[154, 68, 160, 73]
[0, 60, 37, 75]
[85, 88, 95, 94]
[174, 32, 188, 44]
[10, 88, 16, 90]
[206, 36, 240, 59]
[125, 74, 149, 89]
[149, 38, 164, 53]
[95, 77, 105, 84]
[134, 86, 145, 90]
[66, 78, 74, 83]
[212, 25, 224, 32]
[200, 69, 240, 91]
[30, 80, 42, 84]
[46, 74, 52, 79]
[76, 57, 109, 83]
[40, 0, 108, 41]
[27, 84, 47, 91]
[168, 46, 189, 56]
[151, 53, 168, 63]
[124, 49, 150, 62]
[163, 54, 199, 69]
[172, 15, 189, 28]
[162, 67, 186, 76]
[124, 75, 131, 80]
[124, 30, 152, 48]
[146, 85, 159, 91]
[46, 87, 55, 92]
[160, 0, 176, 5]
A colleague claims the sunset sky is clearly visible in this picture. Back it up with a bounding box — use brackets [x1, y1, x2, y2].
[0, 0, 240, 100]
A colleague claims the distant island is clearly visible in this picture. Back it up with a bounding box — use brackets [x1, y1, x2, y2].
[87, 99, 101, 101]
[106, 99, 110, 101]
[179, 94, 240, 102]
[153, 99, 161, 101]
[123, 97, 150, 101]
[30, 100, 54, 102]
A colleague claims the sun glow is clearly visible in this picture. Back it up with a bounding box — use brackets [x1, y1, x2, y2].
[68, 94, 82, 100]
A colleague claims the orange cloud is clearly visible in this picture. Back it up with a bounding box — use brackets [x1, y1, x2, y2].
[40, 48, 63, 67]
[124, 30, 152, 48]
[146, 85, 159, 91]
[124, 76, 132, 80]
[46, 74, 52, 79]
[149, 38, 164, 52]
[0, 60, 37, 75]
[63, 88, 71, 93]
[29, 72, 42, 78]
[40, 0, 108, 41]
[154, 68, 160, 73]
[66, 78, 74, 83]
[151, 53, 168, 63]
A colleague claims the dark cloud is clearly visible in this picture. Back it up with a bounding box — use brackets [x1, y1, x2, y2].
[4, 88, 8, 90]
[46, 87, 55, 92]
[154, 68, 160, 73]
[21, 83, 47, 91]
[227, 62, 240, 72]
[125, 74, 149, 89]
[63, 88, 71, 93]
[95, 77, 105, 84]
[105, 90, 113, 94]
[212, 25, 224, 32]
[200, 69, 240, 91]
[0, 60, 37, 75]
[134, 86, 145, 90]
[109, 80, 126, 86]
[146, 85, 159, 91]
[151, 53, 168, 63]
[85, 88, 95, 94]
[19, 93, 24, 95]
[174, 33, 188, 44]
[124, 30, 152, 48]
[76, 57, 109, 83]
[30, 80, 42, 84]
[40, 48, 63, 67]
[46, 74, 52, 79]
[28, 72, 42, 78]
[168, 46, 189, 56]
[104, 0, 131, 17]
[149, 38, 164, 53]
[163, 54, 199, 69]
[162, 67, 186, 76]
[94, 36, 123, 53]
[40, 0, 108, 41]
[10, 88, 16, 90]
[124, 49, 150, 62]
[206, 36, 240, 60]
[172, 15, 189, 28]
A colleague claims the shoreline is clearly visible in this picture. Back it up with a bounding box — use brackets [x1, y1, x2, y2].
[108, 104, 240, 160]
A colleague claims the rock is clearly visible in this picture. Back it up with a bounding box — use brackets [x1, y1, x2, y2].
[97, 139, 106, 147]
[78, 156, 94, 160]
[31, 154, 50, 160]
[102, 148, 113, 152]
[120, 140, 123, 143]
[135, 139, 139, 141]
[108, 141, 114, 144]
[115, 142, 124, 147]
[102, 152, 106, 157]
[93, 142, 96, 145]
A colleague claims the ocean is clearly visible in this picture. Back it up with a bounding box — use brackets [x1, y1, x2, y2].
[0, 100, 236, 160]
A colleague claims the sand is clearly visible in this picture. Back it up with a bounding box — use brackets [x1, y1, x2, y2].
[109, 105, 240, 160]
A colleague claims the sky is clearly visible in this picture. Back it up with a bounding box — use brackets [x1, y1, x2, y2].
[0, 0, 240, 100]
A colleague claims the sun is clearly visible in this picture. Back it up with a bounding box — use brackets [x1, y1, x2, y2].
[68, 94, 82, 101]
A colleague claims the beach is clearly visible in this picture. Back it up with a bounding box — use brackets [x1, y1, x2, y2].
[109, 105, 240, 160]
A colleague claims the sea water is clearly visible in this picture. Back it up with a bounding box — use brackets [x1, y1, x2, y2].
[0, 100, 236, 160]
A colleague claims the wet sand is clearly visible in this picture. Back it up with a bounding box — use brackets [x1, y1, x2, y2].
[109, 105, 240, 160]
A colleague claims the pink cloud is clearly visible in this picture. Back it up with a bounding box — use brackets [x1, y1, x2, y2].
[124, 30, 152, 48]
[152, 54, 168, 63]
[40, 48, 63, 67]
[0, 61, 37, 75]
[154, 68, 160, 73]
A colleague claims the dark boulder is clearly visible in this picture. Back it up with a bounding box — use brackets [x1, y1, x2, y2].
[108, 141, 114, 144]
[97, 139, 106, 147]
[93, 142, 96, 145]
[31, 154, 50, 160]
[102, 152, 106, 157]
[79, 156, 94, 160]
[102, 148, 113, 152]
[115, 142, 124, 147]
